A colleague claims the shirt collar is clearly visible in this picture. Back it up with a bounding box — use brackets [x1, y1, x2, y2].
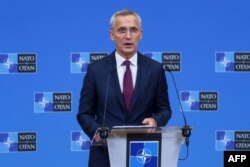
[115, 52, 138, 67]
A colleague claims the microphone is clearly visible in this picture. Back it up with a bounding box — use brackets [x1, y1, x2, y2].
[165, 67, 191, 159]
[99, 67, 116, 142]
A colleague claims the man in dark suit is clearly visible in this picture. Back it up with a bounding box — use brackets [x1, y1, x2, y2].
[77, 9, 172, 167]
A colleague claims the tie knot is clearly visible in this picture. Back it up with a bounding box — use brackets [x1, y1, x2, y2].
[123, 60, 130, 67]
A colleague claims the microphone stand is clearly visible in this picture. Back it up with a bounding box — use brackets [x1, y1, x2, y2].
[166, 68, 192, 160]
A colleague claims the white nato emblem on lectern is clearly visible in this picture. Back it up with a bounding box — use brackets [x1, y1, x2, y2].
[136, 147, 153, 165]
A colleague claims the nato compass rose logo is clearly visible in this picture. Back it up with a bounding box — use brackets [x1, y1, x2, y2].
[130, 141, 158, 167]
[71, 131, 90, 151]
[136, 147, 152, 165]
[3, 58, 15, 70]
[34, 92, 53, 112]
[0, 133, 18, 153]
[181, 91, 199, 111]
[75, 57, 85, 69]
[39, 97, 50, 109]
[215, 52, 234, 72]
[216, 131, 235, 151]
[71, 53, 89, 73]
[0, 54, 17, 74]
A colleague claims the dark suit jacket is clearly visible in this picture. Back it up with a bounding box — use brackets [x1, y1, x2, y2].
[77, 51, 172, 167]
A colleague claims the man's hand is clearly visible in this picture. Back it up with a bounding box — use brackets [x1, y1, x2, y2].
[94, 133, 103, 142]
[142, 118, 157, 127]
[142, 118, 157, 133]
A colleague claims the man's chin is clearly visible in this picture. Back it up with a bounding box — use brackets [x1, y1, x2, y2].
[123, 48, 135, 54]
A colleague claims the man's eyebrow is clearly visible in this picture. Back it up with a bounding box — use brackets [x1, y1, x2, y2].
[117, 27, 126, 29]
[117, 26, 139, 29]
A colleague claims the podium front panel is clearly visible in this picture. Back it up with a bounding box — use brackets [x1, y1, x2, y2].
[107, 126, 184, 167]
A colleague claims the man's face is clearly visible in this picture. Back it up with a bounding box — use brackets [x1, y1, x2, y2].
[110, 15, 142, 58]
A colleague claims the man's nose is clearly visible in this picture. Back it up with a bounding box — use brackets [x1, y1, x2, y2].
[124, 30, 132, 38]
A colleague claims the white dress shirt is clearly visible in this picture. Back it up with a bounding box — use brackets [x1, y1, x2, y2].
[115, 52, 138, 92]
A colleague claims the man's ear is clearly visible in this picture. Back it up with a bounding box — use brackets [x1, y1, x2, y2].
[109, 30, 114, 41]
[139, 29, 143, 40]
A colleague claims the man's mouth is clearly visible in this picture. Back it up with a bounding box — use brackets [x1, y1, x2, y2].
[123, 43, 133, 47]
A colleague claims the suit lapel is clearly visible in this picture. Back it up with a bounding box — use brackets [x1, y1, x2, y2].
[105, 53, 125, 110]
[130, 53, 148, 112]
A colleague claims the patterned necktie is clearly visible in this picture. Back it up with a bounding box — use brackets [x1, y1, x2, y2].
[123, 60, 133, 112]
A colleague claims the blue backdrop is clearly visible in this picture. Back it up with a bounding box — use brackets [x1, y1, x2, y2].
[1, 0, 249, 167]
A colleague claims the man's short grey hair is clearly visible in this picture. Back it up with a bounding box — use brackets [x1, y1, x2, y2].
[110, 9, 142, 29]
